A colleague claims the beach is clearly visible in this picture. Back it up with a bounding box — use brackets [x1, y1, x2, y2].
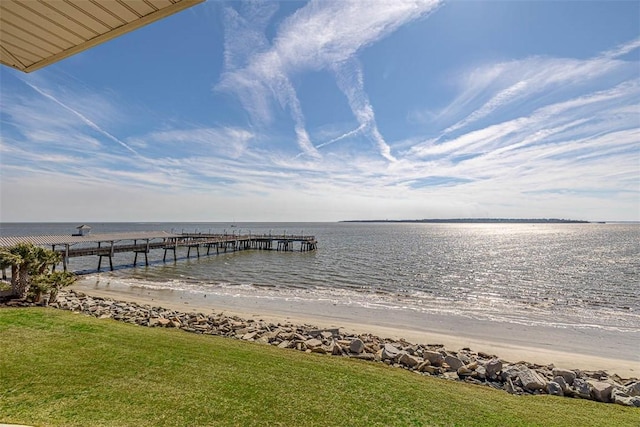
[71, 280, 640, 379]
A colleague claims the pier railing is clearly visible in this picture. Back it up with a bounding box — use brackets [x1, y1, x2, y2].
[0, 231, 317, 273]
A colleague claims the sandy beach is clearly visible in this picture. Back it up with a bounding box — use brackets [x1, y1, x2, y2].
[71, 280, 640, 379]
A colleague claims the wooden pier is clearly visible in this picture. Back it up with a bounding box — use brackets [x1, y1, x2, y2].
[0, 231, 317, 273]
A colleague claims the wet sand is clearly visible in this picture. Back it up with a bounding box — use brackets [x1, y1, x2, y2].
[71, 280, 640, 379]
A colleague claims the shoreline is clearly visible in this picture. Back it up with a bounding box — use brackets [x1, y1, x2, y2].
[70, 282, 639, 379]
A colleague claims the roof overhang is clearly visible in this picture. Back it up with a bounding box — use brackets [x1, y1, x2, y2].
[0, 0, 204, 73]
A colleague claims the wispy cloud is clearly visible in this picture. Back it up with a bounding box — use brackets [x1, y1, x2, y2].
[21, 80, 139, 155]
[331, 58, 396, 161]
[217, 0, 440, 160]
[1, 7, 638, 222]
[599, 37, 640, 60]
[127, 127, 255, 159]
[438, 54, 631, 137]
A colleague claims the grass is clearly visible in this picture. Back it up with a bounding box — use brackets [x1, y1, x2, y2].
[0, 309, 638, 427]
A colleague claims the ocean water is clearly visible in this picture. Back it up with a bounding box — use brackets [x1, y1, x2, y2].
[2, 222, 639, 336]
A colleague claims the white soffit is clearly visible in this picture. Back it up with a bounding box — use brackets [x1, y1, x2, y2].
[0, 0, 204, 73]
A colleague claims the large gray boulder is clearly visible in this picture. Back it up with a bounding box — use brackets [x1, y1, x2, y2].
[517, 367, 547, 391]
[381, 343, 402, 361]
[589, 381, 613, 403]
[398, 353, 421, 368]
[304, 338, 323, 349]
[444, 355, 464, 371]
[501, 365, 523, 381]
[552, 368, 576, 386]
[349, 338, 365, 354]
[423, 351, 445, 366]
[485, 359, 503, 379]
[547, 381, 564, 396]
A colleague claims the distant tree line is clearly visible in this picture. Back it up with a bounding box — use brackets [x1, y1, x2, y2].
[341, 218, 591, 224]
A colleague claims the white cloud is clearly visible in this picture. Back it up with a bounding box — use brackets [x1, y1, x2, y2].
[331, 58, 396, 161]
[217, 0, 440, 160]
[128, 127, 255, 159]
[439, 54, 629, 136]
[1, 9, 638, 222]
[599, 37, 640, 60]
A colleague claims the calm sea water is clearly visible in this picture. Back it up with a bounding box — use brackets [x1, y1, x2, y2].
[2, 222, 639, 334]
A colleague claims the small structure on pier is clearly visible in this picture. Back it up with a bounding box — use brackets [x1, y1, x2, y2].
[73, 225, 92, 236]
[0, 230, 317, 274]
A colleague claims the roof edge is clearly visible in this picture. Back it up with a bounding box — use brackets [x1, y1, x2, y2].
[19, 0, 205, 73]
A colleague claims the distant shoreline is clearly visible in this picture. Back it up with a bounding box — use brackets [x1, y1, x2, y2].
[341, 218, 594, 224]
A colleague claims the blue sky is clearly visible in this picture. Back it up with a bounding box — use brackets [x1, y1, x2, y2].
[1, 0, 639, 222]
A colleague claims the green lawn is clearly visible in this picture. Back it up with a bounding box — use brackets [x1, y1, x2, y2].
[0, 308, 637, 427]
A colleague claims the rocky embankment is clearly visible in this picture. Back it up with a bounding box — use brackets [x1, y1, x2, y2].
[4, 290, 639, 407]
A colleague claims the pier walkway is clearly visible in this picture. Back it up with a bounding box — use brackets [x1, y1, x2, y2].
[0, 231, 317, 272]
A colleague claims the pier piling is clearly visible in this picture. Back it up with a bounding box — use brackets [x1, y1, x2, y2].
[0, 231, 317, 273]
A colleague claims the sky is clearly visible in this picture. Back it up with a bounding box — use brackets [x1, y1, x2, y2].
[1, 0, 639, 222]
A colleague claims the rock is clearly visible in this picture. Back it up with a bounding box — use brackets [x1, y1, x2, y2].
[586, 370, 607, 381]
[320, 331, 334, 340]
[501, 365, 522, 381]
[308, 328, 339, 338]
[612, 388, 640, 407]
[485, 359, 503, 379]
[443, 372, 459, 381]
[573, 378, 592, 399]
[157, 318, 170, 326]
[465, 361, 479, 371]
[405, 345, 420, 356]
[235, 327, 251, 336]
[349, 338, 365, 354]
[553, 376, 569, 394]
[473, 365, 486, 380]
[277, 340, 291, 349]
[552, 368, 576, 386]
[38, 290, 633, 407]
[457, 352, 472, 365]
[326, 341, 343, 356]
[381, 344, 402, 361]
[304, 338, 323, 349]
[547, 381, 564, 396]
[259, 330, 281, 342]
[421, 365, 442, 375]
[444, 355, 464, 372]
[416, 361, 431, 372]
[505, 378, 517, 395]
[517, 367, 547, 391]
[457, 366, 473, 378]
[242, 332, 258, 341]
[626, 381, 640, 397]
[589, 381, 613, 403]
[398, 353, 421, 368]
[423, 350, 445, 367]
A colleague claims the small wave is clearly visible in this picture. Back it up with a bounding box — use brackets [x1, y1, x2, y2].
[78, 271, 640, 334]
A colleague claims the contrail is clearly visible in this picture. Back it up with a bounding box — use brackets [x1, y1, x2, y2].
[22, 80, 139, 155]
[316, 125, 364, 149]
